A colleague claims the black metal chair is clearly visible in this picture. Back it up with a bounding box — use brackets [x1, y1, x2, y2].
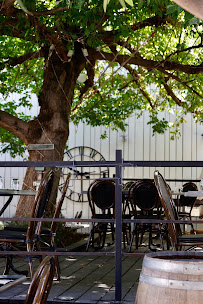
[128, 179, 163, 252]
[0, 169, 54, 278]
[86, 180, 115, 250]
[122, 185, 133, 249]
[154, 170, 203, 251]
[24, 255, 56, 304]
[178, 182, 198, 232]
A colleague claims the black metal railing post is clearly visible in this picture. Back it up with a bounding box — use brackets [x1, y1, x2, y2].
[115, 150, 123, 302]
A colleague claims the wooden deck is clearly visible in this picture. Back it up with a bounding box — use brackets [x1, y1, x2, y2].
[0, 240, 148, 304]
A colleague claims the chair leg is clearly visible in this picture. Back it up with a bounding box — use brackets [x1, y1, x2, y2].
[6, 256, 28, 276]
[28, 257, 34, 279]
[86, 228, 94, 251]
[35, 240, 42, 263]
[101, 229, 107, 248]
[55, 256, 61, 281]
[111, 223, 115, 242]
[3, 257, 10, 275]
[122, 224, 127, 249]
[128, 225, 136, 252]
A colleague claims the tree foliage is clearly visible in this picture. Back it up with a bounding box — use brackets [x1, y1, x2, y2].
[0, 0, 203, 156]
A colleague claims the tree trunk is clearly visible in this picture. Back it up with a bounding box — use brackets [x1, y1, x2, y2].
[16, 49, 86, 217]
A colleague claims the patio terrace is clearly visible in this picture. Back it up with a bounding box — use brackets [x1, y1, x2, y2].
[0, 238, 148, 304]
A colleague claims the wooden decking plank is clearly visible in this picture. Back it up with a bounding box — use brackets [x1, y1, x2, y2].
[56, 255, 114, 286]
[121, 258, 143, 302]
[0, 236, 150, 304]
[77, 254, 140, 302]
[58, 255, 85, 272]
[59, 254, 105, 277]
[123, 282, 138, 303]
[53, 255, 114, 302]
[99, 246, 147, 302]
[47, 284, 71, 302]
[73, 257, 116, 302]
[0, 282, 28, 303]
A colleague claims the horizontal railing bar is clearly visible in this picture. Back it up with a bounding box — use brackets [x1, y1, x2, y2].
[0, 161, 116, 167]
[123, 161, 203, 167]
[0, 251, 115, 257]
[123, 252, 147, 257]
[123, 178, 201, 182]
[0, 217, 203, 224]
[0, 217, 115, 223]
[0, 161, 203, 167]
[0, 250, 148, 257]
[123, 219, 203, 224]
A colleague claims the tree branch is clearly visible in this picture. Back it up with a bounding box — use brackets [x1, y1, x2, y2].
[100, 15, 170, 45]
[1, 49, 45, 68]
[161, 44, 203, 64]
[163, 82, 201, 115]
[0, 110, 29, 143]
[91, 50, 203, 74]
[158, 68, 203, 98]
[0, 18, 24, 38]
[0, 0, 15, 12]
[79, 59, 96, 101]
[125, 65, 155, 109]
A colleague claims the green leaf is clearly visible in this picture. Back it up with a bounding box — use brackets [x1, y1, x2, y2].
[119, 0, 127, 9]
[138, 0, 143, 9]
[103, 0, 110, 12]
[125, 0, 133, 7]
[189, 17, 201, 25]
[166, 4, 179, 15]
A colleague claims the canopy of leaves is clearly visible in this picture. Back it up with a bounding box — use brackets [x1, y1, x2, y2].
[0, 0, 203, 155]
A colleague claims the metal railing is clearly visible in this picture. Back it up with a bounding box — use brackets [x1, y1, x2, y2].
[0, 150, 203, 302]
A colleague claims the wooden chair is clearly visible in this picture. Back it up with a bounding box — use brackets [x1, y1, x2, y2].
[154, 170, 203, 251]
[0, 169, 54, 278]
[24, 255, 55, 304]
[86, 180, 115, 250]
[128, 179, 163, 252]
[39, 172, 71, 280]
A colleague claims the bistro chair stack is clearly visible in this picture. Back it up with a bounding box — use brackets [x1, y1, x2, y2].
[128, 179, 163, 252]
[86, 179, 115, 250]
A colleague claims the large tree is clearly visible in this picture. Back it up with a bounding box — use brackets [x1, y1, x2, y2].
[0, 0, 202, 216]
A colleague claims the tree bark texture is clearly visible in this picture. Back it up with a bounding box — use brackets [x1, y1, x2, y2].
[15, 50, 86, 216]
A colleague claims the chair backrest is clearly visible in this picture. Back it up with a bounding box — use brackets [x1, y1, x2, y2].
[154, 170, 182, 247]
[24, 255, 55, 304]
[88, 180, 115, 217]
[50, 172, 71, 236]
[27, 169, 54, 242]
[180, 182, 198, 208]
[129, 179, 160, 217]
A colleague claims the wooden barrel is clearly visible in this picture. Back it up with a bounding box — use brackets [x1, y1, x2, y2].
[136, 251, 203, 304]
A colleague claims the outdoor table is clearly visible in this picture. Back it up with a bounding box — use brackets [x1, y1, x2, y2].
[172, 191, 203, 197]
[184, 191, 203, 197]
[0, 189, 36, 216]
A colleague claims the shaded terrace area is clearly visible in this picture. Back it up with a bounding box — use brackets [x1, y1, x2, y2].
[0, 239, 147, 304]
[0, 150, 202, 303]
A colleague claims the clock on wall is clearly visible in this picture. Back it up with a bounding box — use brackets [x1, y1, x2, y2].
[59, 146, 109, 202]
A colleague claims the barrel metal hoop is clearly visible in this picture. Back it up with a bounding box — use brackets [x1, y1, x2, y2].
[140, 273, 203, 290]
[143, 255, 203, 275]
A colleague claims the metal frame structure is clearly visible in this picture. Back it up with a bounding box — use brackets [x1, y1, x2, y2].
[0, 150, 203, 303]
